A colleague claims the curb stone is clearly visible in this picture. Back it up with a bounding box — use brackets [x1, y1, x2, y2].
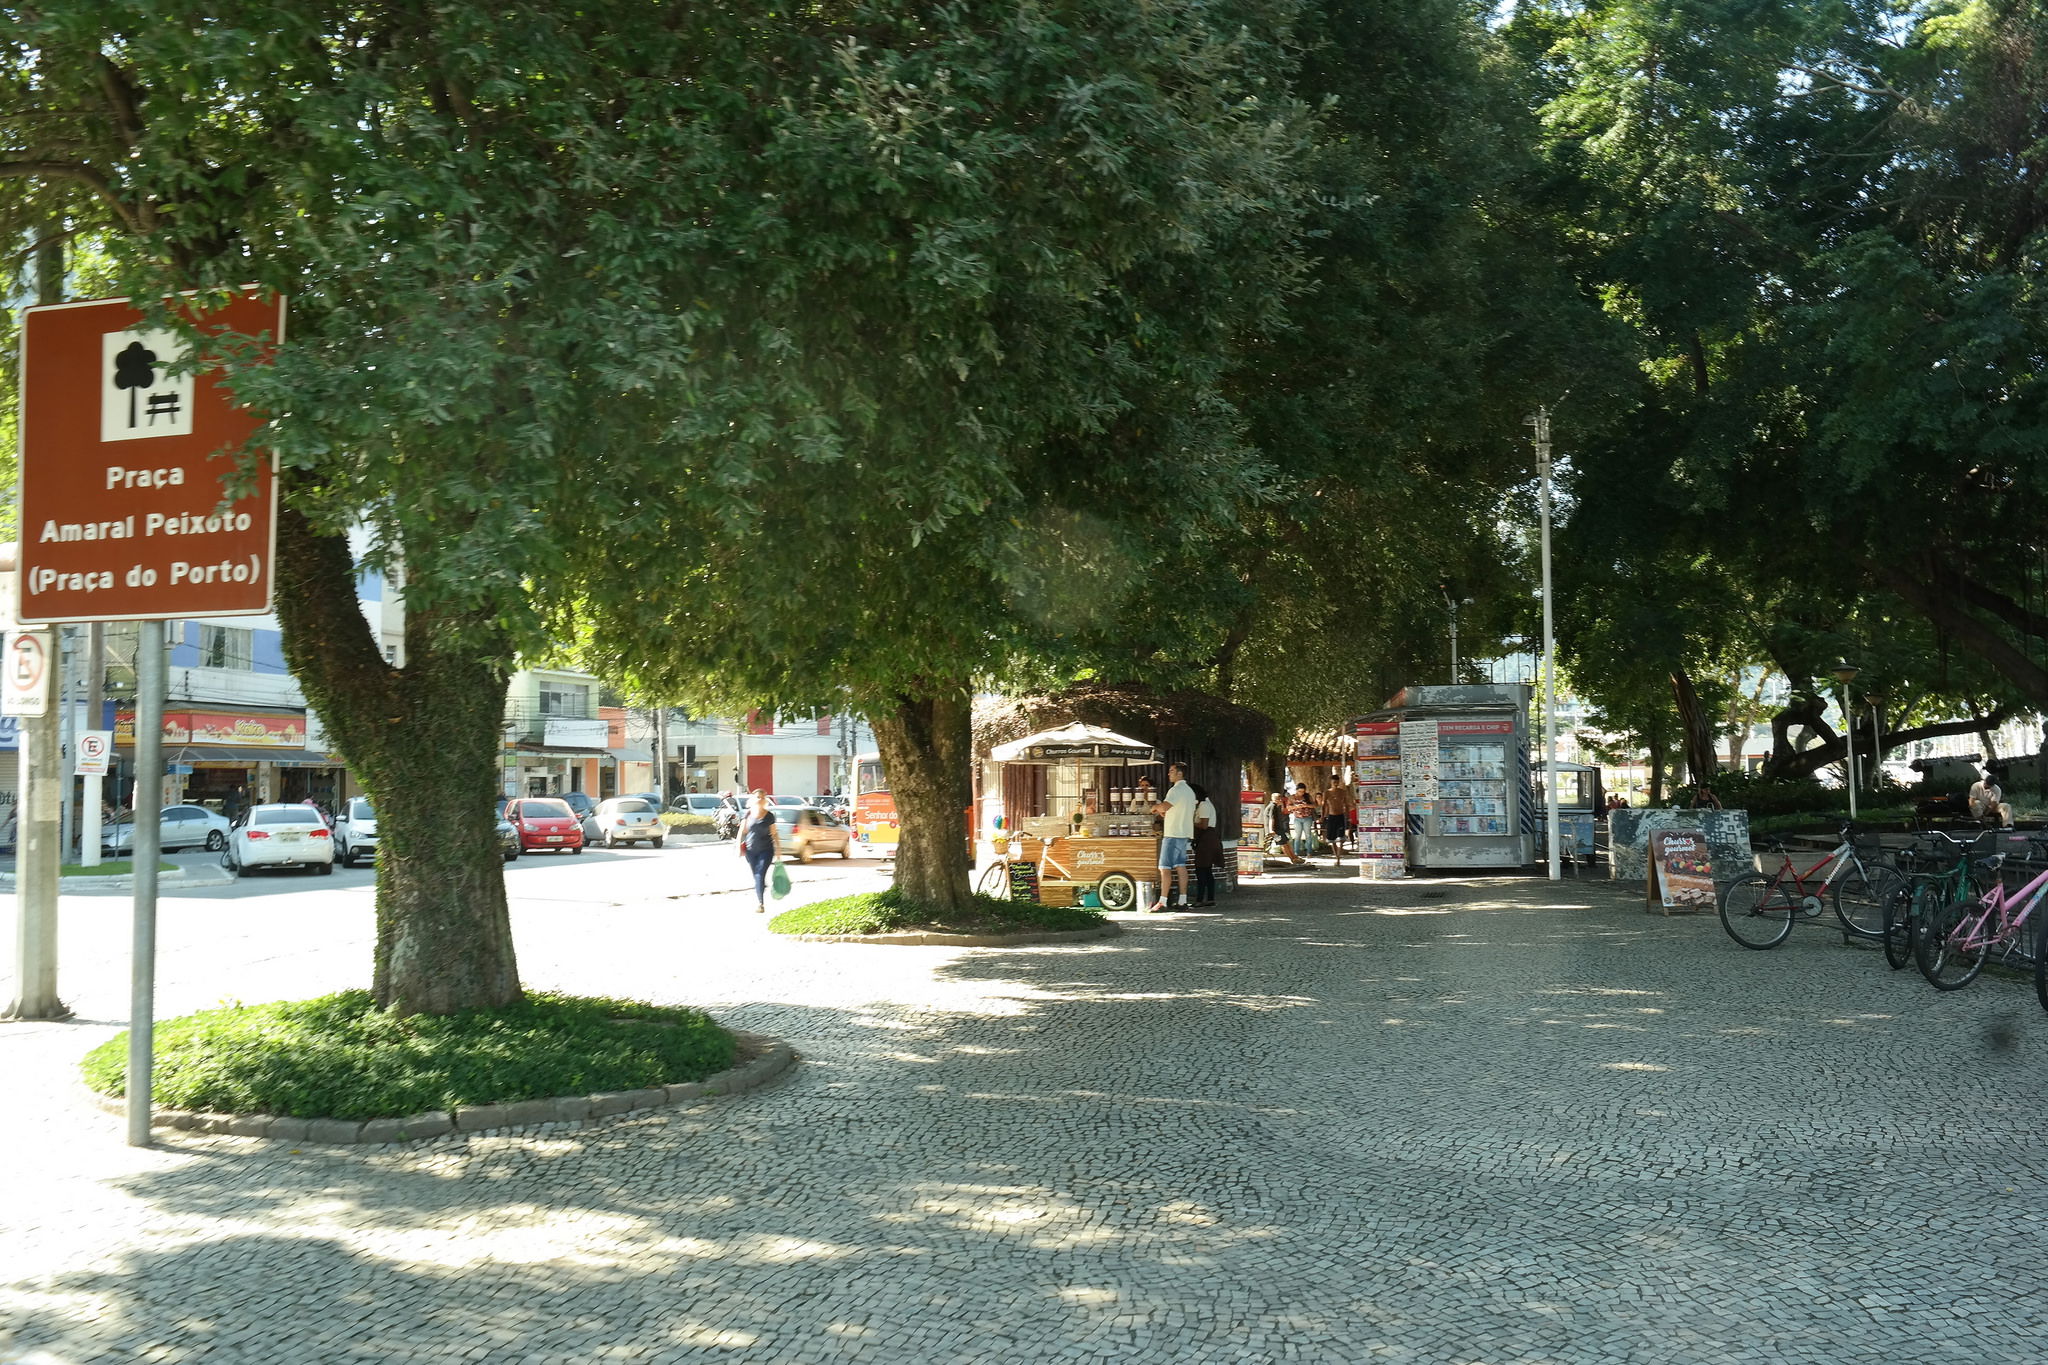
[0, 863, 236, 892]
[86, 1029, 796, 1147]
[785, 923, 1123, 948]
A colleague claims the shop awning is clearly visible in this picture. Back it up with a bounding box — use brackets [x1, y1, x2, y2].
[991, 723, 1158, 766]
[508, 744, 613, 759]
[167, 745, 338, 767]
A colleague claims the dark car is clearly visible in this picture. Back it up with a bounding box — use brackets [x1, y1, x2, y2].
[558, 791, 599, 819]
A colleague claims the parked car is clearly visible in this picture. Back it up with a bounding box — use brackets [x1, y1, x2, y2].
[557, 791, 598, 820]
[496, 812, 521, 861]
[770, 794, 808, 810]
[675, 793, 727, 816]
[334, 797, 380, 867]
[104, 803, 233, 854]
[780, 806, 852, 862]
[222, 803, 335, 876]
[505, 797, 585, 854]
[582, 796, 666, 849]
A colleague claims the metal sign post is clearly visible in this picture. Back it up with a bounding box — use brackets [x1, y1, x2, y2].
[18, 290, 284, 1145]
[127, 620, 165, 1147]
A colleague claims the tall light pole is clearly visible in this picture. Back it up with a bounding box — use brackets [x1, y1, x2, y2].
[1532, 407, 1561, 881]
[1867, 691, 1885, 794]
[1442, 587, 1459, 683]
[1831, 659, 1860, 820]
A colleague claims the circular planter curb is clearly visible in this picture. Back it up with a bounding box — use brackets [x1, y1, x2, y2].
[87, 1028, 797, 1147]
[783, 922, 1122, 947]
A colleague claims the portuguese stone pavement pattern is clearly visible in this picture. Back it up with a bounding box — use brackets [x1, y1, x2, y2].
[4, 865, 2047, 1363]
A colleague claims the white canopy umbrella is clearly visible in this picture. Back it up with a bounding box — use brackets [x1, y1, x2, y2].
[990, 723, 1158, 767]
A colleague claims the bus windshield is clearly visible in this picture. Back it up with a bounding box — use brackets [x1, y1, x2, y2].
[856, 757, 888, 796]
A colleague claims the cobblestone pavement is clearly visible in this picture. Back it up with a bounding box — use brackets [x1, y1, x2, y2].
[5, 864, 2047, 1364]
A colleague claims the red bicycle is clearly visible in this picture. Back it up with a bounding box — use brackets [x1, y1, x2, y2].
[1718, 824, 1904, 950]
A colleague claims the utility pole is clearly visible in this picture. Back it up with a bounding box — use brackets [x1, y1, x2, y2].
[7, 235, 70, 1020]
[652, 705, 670, 802]
[1532, 406, 1562, 882]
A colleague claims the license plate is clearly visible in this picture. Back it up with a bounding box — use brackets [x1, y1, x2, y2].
[279, 832, 302, 843]
[547, 836, 563, 843]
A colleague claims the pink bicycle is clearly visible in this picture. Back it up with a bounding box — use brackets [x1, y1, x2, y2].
[1915, 836, 2048, 1010]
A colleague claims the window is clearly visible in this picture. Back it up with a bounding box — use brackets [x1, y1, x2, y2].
[539, 682, 590, 717]
[200, 625, 252, 670]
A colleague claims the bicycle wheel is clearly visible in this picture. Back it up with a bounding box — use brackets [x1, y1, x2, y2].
[1916, 898, 1990, 990]
[2036, 913, 2048, 1014]
[1719, 874, 1794, 949]
[1833, 862, 1903, 940]
[1881, 884, 1919, 971]
[974, 861, 1011, 899]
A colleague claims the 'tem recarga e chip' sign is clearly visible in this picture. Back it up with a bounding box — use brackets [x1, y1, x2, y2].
[17, 292, 284, 624]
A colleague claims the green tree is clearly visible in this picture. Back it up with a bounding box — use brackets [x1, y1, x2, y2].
[572, 3, 1315, 908]
[0, 1, 1310, 998]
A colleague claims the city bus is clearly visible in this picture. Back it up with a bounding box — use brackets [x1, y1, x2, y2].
[853, 752, 899, 846]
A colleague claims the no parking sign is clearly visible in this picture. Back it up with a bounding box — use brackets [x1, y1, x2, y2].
[76, 729, 114, 777]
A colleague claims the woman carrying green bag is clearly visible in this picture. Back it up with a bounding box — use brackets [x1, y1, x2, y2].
[736, 790, 783, 914]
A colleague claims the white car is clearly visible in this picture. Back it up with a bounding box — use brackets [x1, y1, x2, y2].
[223, 803, 336, 876]
[104, 803, 233, 854]
[334, 797, 380, 867]
[581, 796, 666, 849]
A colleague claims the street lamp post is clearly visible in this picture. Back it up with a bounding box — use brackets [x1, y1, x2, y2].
[1831, 659, 1860, 820]
[1866, 692, 1886, 795]
[1532, 407, 1561, 881]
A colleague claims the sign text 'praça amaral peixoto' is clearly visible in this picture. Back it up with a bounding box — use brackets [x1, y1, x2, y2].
[17, 291, 285, 624]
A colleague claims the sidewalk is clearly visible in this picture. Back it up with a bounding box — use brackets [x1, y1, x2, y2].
[4, 866, 2046, 1364]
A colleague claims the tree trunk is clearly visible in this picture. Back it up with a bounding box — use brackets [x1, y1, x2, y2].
[1647, 740, 1666, 806]
[1669, 667, 1718, 787]
[869, 683, 974, 911]
[273, 503, 522, 1015]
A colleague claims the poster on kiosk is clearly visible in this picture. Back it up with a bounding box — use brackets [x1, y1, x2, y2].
[1352, 684, 1536, 871]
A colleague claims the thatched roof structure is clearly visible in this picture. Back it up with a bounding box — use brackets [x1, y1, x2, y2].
[974, 684, 1272, 761]
[1286, 730, 1354, 765]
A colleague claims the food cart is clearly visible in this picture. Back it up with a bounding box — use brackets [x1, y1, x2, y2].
[985, 723, 1164, 908]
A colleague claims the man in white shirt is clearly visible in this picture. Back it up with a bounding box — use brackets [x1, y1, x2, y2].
[1153, 763, 1197, 910]
[1969, 769, 2013, 828]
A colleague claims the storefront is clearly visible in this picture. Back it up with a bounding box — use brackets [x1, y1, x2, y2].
[1352, 683, 1537, 871]
[116, 706, 333, 813]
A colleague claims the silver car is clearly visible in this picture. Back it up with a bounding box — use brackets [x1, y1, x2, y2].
[104, 803, 232, 853]
[582, 796, 666, 849]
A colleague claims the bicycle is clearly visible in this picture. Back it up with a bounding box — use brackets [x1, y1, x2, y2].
[1717, 822, 1905, 950]
[1878, 828, 2000, 971]
[1915, 835, 2048, 1004]
[975, 832, 1142, 911]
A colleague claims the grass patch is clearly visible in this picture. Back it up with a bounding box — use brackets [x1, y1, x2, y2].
[59, 860, 175, 877]
[769, 887, 1106, 937]
[80, 990, 736, 1121]
[660, 812, 717, 832]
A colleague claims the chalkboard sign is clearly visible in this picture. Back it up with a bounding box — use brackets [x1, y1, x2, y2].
[1650, 830, 1716, 913]
[1007, 859, 1041, 903]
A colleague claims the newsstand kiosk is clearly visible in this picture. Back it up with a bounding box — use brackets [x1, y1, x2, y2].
[1353, 684, 1536, 872]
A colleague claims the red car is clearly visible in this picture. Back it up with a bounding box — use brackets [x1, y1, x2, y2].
[506, 797, 585, 854]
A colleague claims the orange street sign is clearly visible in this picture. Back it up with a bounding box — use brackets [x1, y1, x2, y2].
[16, 292, 285, 623]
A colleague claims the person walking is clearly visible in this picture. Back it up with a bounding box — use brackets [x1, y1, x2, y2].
[1152, 762, 1198, 910]
[735, 789, 783, 913]
[1267, 790, 1303, 866]
[1287, 783, 1317, 861]
[1190, 783, 1224, 909]
[1321, 779, 1356, 866]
